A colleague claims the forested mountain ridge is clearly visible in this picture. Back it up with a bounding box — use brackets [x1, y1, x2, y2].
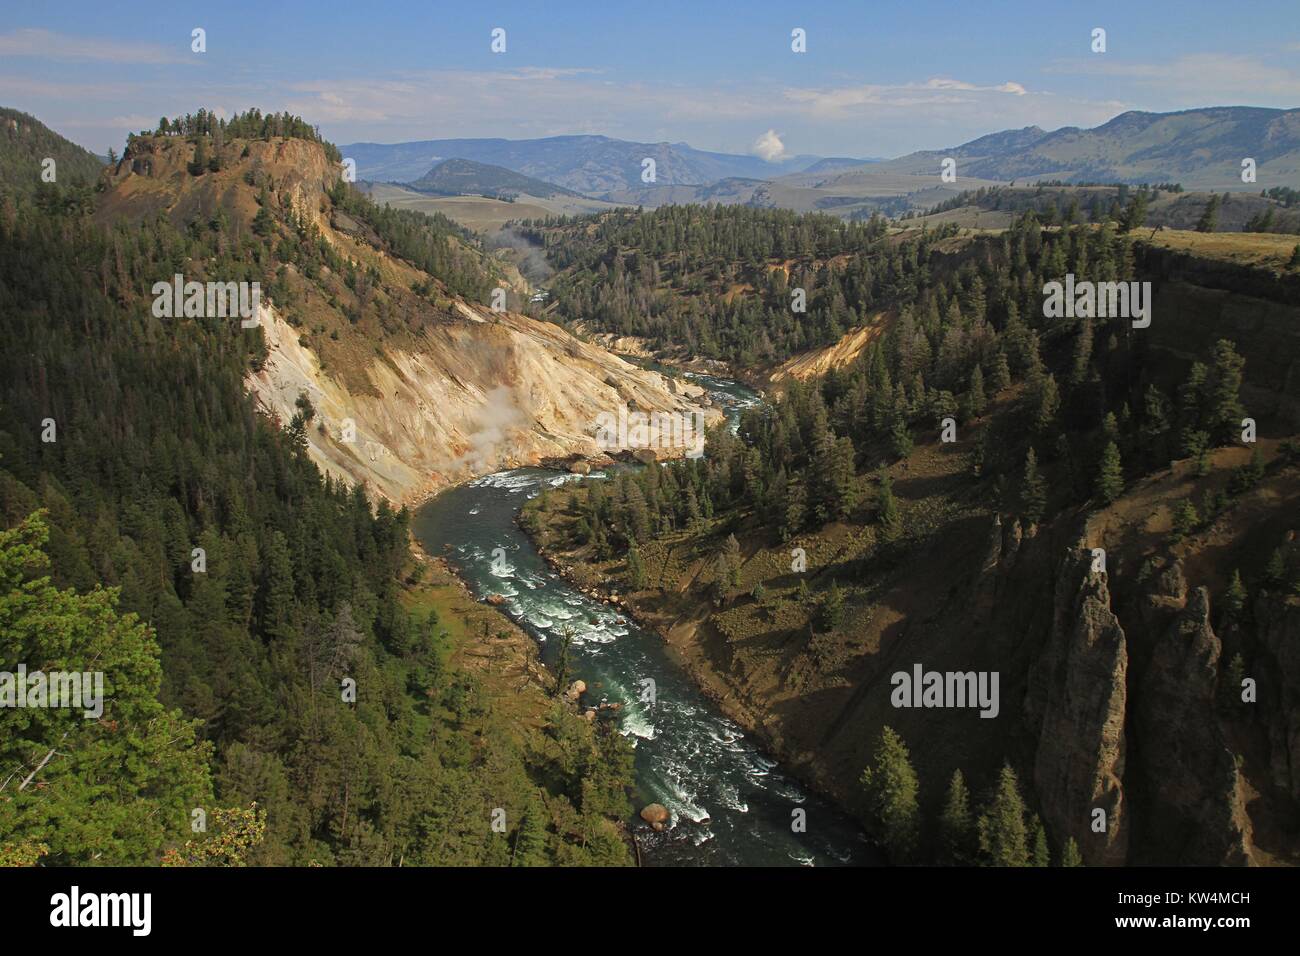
[0, 109, 641, 866]
[524, 208, 1300, 866]
[520, 204, 941, 369]
[0, 107, 104, 206]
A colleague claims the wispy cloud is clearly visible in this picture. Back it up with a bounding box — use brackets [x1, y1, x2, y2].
[0, 28, 192, 65]
[785, 77, 1040, 119]
[777, 77, 1124, 149]
[1045, 53, 1300, 104]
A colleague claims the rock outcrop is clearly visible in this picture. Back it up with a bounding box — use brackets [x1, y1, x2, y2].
[1028, 546, 1129, 866]
[1133, 584, 1253, 864]
[1255, 589, 1300, 800]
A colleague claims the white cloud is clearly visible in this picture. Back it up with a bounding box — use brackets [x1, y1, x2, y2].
[922, 77, 1028, 96]
[751, 129, 786, 162]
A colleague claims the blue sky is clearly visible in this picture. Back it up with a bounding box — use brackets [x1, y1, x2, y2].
[2, 0, 1297, 158]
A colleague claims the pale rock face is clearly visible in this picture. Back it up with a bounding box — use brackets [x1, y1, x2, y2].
[1029, 548, 1130, 866]
[246, 301, 718, 505]
[769, 321, 886, 387]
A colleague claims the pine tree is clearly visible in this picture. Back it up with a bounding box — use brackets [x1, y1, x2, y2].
[876, 470, 901, 538]
[859, 726, 920, 862]
[684, 484, 703, 533]
[968, 364, 986, 417]
[1195, 194, 1220, 233]
[188, 136, 208, 176]
[1069, 320, 1094, 385]
[626, 537, 646, 590]
[1171, 499, 1199, 542]
[1206, 339, 1246, 445]
[890, 414, 913, 459]
[722, 534, 742, 587]
[1224, 570, 1247, 622]
[1060, 837, 1083, 867]
[977, 764, 1030, 866]
[1032, 374, 1060, 438]
[1140, 384, 1172, 467]
[938, 769, 974, 865]
[818, 580, 845, 632]
[1031, 815, 1051, 867]
[511, 799, 549, 866]
[969, 428, 989, 478]
[258, 530, 297, 642]
[708, 534, 742, 605]
[1220, 653, 1247, 713]
[1119, 192, 1148, 233]
[991, 350, 1012, 391]
[1265, 546, 1286, 586]
[782, 479, 807, 541]
[1097, 441, 1123, 504]
[815, 434, 858, 522]
[1020, 448, 1047, 526]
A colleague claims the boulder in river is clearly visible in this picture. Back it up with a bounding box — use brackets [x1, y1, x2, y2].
[564, 679, 587, 701]
[640, 803, 670, 829]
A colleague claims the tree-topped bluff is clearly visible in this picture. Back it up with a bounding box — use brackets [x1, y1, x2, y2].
[95, 110, 711, 504]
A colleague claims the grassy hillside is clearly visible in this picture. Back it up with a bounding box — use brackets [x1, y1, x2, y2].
[365, 180, 619, 233]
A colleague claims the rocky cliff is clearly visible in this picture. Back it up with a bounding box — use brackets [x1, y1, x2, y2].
[246, 299, 716, 504]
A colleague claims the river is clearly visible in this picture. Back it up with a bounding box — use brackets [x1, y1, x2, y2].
[412, 372, 873, 866]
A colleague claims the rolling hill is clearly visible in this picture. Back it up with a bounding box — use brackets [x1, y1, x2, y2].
[405, 157, 588, 200]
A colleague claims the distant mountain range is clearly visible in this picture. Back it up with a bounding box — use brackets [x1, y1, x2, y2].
[345, 108, 1300, 213]
[871, 106, 1300, 191]
[341, 134, 874, 194]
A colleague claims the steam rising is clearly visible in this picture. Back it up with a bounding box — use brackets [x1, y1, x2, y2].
[461, 385, 528, 473]
[489, 227, 554, 283]
[751, 129, 787, 163]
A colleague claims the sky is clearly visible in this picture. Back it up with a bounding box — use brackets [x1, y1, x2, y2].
[2, 0, 1298, 159]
